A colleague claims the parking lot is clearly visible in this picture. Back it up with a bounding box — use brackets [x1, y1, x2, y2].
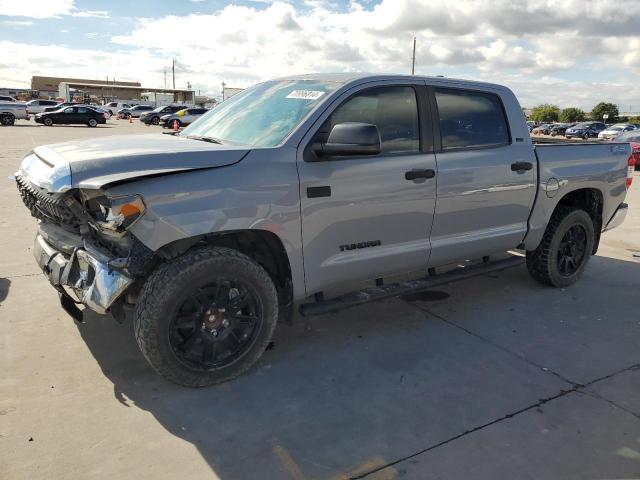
[1, 119, 640, 479]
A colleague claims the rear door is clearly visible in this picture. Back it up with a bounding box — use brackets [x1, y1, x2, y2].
[427, 86, 536, 267]
[297, 81, 437, 295]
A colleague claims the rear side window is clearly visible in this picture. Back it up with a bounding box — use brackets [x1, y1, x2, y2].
[435, 88, 510, 149]
[326, 86, 420, 154]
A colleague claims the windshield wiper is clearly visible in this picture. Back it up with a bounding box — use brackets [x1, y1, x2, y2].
[186, 135, 223, 144]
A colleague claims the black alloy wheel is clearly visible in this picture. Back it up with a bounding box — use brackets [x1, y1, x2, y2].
[556, 224, 587, 277]
[169, 280, 263, 372]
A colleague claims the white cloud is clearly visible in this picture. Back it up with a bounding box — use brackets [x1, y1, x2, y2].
[2, 20, 34, 27]
[0, 0, 109, 18]
[71, 9, 109, 18]
[0, 0, 74, 18]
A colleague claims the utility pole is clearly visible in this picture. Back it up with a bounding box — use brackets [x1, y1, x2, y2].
[164, 69, 166, 89]
[172, 59, 175, 89]
[411, 36, 416, 75]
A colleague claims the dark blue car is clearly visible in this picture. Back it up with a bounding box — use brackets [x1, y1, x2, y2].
[565, 122, 606, 139]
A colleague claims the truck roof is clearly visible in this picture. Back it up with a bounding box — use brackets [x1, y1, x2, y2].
[277, 72, 509, 92]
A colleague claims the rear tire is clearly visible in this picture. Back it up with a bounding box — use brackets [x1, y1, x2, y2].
[134, 247, 278, 387]
[88, 118, 98, 127]
[0, 113, 15, 126]
[526, 207, 594, 287]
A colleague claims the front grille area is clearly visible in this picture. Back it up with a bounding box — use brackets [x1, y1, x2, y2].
[15, 174, 81, 231]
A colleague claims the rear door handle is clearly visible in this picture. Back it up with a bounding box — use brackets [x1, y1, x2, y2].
[405, 169, 435, 180]
[511, 162, 533, 172]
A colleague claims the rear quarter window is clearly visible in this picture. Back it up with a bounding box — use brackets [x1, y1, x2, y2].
[435, 88, 510, 149]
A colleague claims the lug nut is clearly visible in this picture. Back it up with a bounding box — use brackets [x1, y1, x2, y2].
[222, 319, 229, 327]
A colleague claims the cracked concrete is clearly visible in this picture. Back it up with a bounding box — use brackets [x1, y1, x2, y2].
[1, 120, 640, 480]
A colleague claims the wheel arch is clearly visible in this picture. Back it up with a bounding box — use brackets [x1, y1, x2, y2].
[155, 229, 294, 312]
[527, 187, 603, 254]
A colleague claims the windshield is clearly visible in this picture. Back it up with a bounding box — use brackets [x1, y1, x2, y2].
[181, 79, 339, 147]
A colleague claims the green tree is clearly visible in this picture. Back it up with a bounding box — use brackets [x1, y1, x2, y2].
[559, 107, 586, 123]
[628, 116, 640, 125]
[530, 104, 560, 122]
[590, 102, 619, 122]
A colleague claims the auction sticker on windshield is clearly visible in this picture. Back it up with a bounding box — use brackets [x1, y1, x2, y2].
[285, 90, 326, 100]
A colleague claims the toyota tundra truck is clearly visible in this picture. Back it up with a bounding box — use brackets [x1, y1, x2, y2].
[14, 74, 635, 387]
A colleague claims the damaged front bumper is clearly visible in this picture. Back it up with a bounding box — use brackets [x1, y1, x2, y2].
[33, 233, 134, 315]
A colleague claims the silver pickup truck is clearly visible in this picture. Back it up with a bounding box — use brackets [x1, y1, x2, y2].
[1, 102, 29, 125]
[14, 74, 635, 387]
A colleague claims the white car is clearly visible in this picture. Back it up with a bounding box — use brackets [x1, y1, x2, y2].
[598, 123, 637, 140]
[25, 99, 60, 114]
[103, 101, 135, 116]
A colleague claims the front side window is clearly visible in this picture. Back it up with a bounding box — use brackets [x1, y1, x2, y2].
[64, 107, 74, 114]
[435, 88, 510, 149]
[323, 86, 420, 154]
[182, 79, 339, 147]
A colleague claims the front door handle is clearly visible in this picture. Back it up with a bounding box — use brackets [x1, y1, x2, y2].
[511, 161, 533, 172]
[405, 169, 435, 180]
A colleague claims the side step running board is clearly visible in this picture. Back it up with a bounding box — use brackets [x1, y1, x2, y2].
[299, 255, 524, 317]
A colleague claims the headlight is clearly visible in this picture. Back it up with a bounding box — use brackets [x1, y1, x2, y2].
[83, 191, 146, 234]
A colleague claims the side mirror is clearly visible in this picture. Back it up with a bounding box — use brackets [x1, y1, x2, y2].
[314, 122, 381, 158]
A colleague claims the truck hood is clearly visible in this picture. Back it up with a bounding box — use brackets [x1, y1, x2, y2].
[19, 134, 250, 191]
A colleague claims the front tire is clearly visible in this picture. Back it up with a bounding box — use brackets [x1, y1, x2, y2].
[152, 116, 160, 125]
[526, 207, 594, 287]
[134, 247, 278, 387]
[43, 117, 53, 126]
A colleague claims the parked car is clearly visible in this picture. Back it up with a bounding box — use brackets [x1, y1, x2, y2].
[35, 105, 107, 127]
[104, 101, 135, 115]
[43, 102, 81, 113]
[550, 123, 574, 136]
[532, 123, 553, 135]
[25, 99, 60, 114]
[140, 105, 189, 125]
[610, 129, 640, 143]
[14, 73, 634, 386]
[0, 95, 17, 102]
[161, 107, 208, 128]
[597, 123, 637, 140]
[565, 122, 607, 139]
[0, 102, 29, 125]
[119, 105, 154, 119]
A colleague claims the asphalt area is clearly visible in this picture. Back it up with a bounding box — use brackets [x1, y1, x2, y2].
[1, 118, 640, 480]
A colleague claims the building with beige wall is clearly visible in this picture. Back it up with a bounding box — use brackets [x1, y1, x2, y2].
[31, 76, 142, 99]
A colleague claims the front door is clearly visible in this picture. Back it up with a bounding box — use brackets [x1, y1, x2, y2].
[297, 83, 437, 296]
[60, 107, 79, 124]
[428, 86, 536, 266]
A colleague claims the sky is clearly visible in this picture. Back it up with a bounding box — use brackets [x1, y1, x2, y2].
[0, 0, 639, 110]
